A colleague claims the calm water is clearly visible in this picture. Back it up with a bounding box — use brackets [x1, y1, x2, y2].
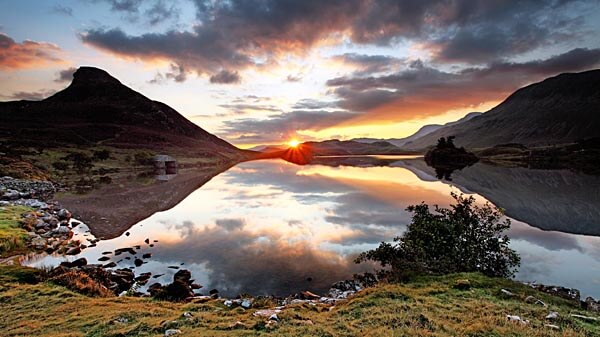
[27, 157, 600, 298]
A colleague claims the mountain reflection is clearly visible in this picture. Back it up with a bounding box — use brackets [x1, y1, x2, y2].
[29, 157, 600, 298]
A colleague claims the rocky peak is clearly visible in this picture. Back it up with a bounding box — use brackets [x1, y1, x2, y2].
[71, 67, 122, 86]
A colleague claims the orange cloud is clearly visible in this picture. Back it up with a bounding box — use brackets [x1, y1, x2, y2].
[0, 33, 64, 70]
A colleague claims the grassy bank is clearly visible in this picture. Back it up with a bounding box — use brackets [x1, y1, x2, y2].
[0, 265, 597, 336]
[0, 205, 32, 257]
[1, 203, 598, 336]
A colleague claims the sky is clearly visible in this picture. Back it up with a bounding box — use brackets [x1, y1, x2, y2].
[1, 0, 600, 148]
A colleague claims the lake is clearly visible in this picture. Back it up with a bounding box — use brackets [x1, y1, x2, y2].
[26, 156, 600, 298]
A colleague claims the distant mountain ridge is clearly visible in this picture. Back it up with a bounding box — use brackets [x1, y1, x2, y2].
[403, 69, 600, 150]
[0, 66, 241, 158]
[353, 112, 482, 148]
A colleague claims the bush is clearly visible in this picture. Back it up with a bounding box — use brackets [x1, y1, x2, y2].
[92, 149, 111, 161]
[133, 151, 155, 166]
[52, 161, 69, 171]
[62, 152, 94, 173]
[356, 193, 520, 281]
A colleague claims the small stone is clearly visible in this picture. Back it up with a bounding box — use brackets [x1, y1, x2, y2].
[570, 314, 598, 322]
[241, 299, 252, 309]
[500, 289, 514, 297]
[164, 329, 181, 336]
[134, 258, 143, 267]
[142, 253, 152, 259]
[145, 238, 150, 244]
[268, 314, 279, 322]
[57, 209, 71, 220]
[182, 312, 193, 318]
[546, 312, 559, 320]
[544, 324, 560, 330]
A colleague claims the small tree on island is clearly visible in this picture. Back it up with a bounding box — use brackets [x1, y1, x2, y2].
[356, 193, 520, 281]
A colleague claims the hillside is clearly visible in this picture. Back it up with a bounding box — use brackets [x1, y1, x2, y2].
[354, 112, 482, 148]
[0, 67, 242, 159]
[403, 70, 600, 150]
[302, 139, 415, 156]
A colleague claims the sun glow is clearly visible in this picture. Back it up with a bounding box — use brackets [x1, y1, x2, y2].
[287, 139, 300, 148]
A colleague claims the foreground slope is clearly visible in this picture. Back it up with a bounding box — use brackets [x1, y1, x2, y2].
[404, 70, 600, 150]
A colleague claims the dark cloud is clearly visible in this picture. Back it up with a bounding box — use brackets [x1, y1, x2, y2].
[291, 99, 337, 110]
[325, 48, 600, 122]
[149, 63, 188, 84]
[146, 0, 179, 26]
[218, 103, 281, 116]
[54, 67, 77, 83]
[209, 70, 241, 84]
[0, 33, 63, 70]
[80, 0, 596, 75]
[220, 109, 358, 143]
[51, 4, 73, 16]
[332, 53, 405, 75]
[6, 89, 56, 100]
[215, 218, 245, 231]
[100, 0, 143, 13]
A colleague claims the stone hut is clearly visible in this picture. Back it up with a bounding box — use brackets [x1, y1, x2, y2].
[153, 155, 177, 170]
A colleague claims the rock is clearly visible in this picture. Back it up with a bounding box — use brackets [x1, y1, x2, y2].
[57, 209, 71, 220]
[224, 300, 233, 307]
[209, 288, 219, 298]
[268, 314, 279, 322]
[190, 283, 202, 290]
[585, 297, 600, 312]
[134, 258, 143, 267]
[114, 317, 129, 324]
[56, 226, 71, 235]
[164, 329, 181, 336]
[500, 289, 514, 297]
[66, 246, 81, 255]
[145, 238, 150, 244]
[524, 295, 537, 303]
[545, 324, 560, 330]
[98, 256, 111, 262]
[31, 236, 46, 250]
[114, 247, 136, 255]
[69, 257, 88, 268]
[103, 262, 117, 268]
[570, 314, 598, 322]
[182, 312, 193, 318]
[240, 299, 252, 309]
[526, 283, 580, 301]
[142, 253, 152, 259]
[506, 315, 529, 325]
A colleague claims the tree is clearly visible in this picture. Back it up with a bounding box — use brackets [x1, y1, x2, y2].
[356, 193, 520, 281]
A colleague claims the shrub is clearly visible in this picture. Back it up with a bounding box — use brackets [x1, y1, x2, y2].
[52, 161, 70, 171]
[356, 193, 520, 281]
[133, 151, 155, 166]
[50, 270, 113, 297]
[92, 149, 111, 161]
[62, 152, 94, 173]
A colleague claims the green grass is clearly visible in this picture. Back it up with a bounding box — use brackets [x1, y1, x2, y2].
[0, 267, 597, 337]
[0, 205, 32, 257]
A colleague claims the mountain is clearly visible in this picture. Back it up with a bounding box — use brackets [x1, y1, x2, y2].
[353, 112, 482, 148]
[403, 69, 600, 150]
[0, 66, 242, 158]
[302, 139, 415, 156]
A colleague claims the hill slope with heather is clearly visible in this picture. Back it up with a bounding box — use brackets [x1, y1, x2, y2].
[403, 70, 600, 150]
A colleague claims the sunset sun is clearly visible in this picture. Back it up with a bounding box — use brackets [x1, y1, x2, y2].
[288, 139, 300, 148]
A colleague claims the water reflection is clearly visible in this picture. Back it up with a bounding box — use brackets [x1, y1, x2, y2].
[27, 157, 600, 298]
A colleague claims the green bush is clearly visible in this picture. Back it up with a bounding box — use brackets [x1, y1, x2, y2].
[356, 193, 520, 281]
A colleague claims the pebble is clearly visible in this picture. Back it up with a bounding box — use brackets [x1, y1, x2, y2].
[164, 329, 181, 336]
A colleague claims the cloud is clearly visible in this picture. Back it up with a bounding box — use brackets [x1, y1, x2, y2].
[220, 109, 358, 143]
[149, 63, 188, 84]
[51, 4, 73, 16]
[5, 89, 56, 100]
[0, 33, 63, 70]
[215, 218, 246, 231]
[218, 103, 281, 116]
[79, 0, 596, 77]
[209, 70, 241, 84]
[286, 74, 302, 82]
[325, 48, 600, 123]
[146, 0, 179, 26]
[331, 53, 405, 75]
[54, 67, 77, 83]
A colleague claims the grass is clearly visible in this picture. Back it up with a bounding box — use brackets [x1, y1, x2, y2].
[0, 266, 598, 337]
[1, 162, 597, 336]
[0, 205, 32, 257]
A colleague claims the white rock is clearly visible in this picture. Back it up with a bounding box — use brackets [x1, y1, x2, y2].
[545, 324, 560, 330]
[545, 311, 559, 320]
[224, 300, 233, 307]
[164, 329, 181, 336]
[241, 299, 252, 309]
[506, 315, 529, 325]
[268, 314, 279, 321]
[501, 289, 514, 297]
